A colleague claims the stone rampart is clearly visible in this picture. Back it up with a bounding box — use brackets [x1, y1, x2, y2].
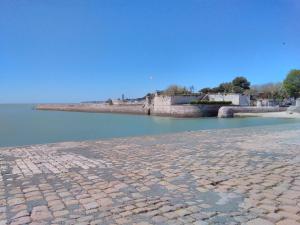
[152, 104, 223, 117]
[218, 106, 287, 118]
[36, 104, 148, 115]
[36, 103, 222, 118]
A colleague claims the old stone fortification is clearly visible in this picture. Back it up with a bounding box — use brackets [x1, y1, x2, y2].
[218, 106, 287, 118]
[151, 95, 221, 117]
[152, 104, 222, 117]
[36, 94, 224, 118]
[36, 103, 148, 115]
[153, 95, 200, 106]
[37, 95, 284, 118]
[152, 95, 197, 115]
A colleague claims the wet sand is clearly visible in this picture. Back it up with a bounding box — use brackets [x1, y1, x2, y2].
[235, 111, 300, 119]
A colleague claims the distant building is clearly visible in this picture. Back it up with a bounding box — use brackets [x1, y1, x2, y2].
[208, 93, 250, 106]
[256, 99, 277, 107]
[111, 98, 145, 105]
[153, 93, 200, 108]
[112, 99, 125, 105]
[297, 98, 300, 107]
[151, 93, 226, 117]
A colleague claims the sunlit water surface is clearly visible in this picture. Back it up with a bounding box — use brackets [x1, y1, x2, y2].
[0, 104, 299, 147]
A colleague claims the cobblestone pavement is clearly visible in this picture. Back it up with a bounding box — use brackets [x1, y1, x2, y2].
[1, 125, 300, 225]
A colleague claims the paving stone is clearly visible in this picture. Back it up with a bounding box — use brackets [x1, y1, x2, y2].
[83, 202, 98, 210]
[53, 210, 69, 217]
[246, 218, 275, 225]
[12, 210, 29, 219]
[0, 125, 299, 224]
[264, 213, 283, 223]
[276, 219, 300, 225]
[30, 206, 52, 221]
[10, 216, 31, 225]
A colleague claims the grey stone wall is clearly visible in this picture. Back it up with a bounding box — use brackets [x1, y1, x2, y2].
[36, 103, 222, 118]
[218, 106, 287, 118]
[152, 104, 222, 117]
[36, 104, 148, 115]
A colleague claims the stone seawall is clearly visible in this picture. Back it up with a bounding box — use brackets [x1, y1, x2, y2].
[152, 104, 223, 117]
[36, 104, 149, 115]
[218, 106, 287, 118]
[36, 103, 223, 118]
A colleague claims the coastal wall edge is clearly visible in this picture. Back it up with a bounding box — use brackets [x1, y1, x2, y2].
[218, 106, 287, 118]
[36, 103, 223, 118]
[36, 104, 148, 115]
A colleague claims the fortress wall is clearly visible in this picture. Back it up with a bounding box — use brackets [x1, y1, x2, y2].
[170, 95, 200, 105]
[152, 95, 201, 116]
[36, 103, 222, 118]
[36, 104, 148, 115]
[218, 106, 287, 118]
[152, 104, 222, 117]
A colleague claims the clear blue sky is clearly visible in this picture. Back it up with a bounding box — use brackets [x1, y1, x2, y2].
[1, 0, 300, 103]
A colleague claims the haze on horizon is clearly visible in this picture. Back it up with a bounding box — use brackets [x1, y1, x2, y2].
[1, 0, 300, 103]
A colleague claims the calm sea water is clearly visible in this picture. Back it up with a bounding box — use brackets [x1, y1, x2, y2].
[0, 104, 299, 147]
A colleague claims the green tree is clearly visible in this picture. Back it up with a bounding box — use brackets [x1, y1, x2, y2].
[163, 85, 191, 95]
[232, 76, 251, 91]
[283, 70, 300, 98]
[199, 87, 213, 94]
[199, 76, 251, 94]
[251, 82, 287, 100]
[232, 86, 244, 94]
[106, 98, 113, 105]
[218, 82, 233, 93]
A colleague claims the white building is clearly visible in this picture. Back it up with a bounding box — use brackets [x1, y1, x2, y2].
[208, 94, 250, 106]
[256, 99, 277, 107]
[112, 99, 126, 105]
[296, 98, 300, 107]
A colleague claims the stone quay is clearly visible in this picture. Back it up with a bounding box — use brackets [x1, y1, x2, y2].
[0, 124, 300, 225]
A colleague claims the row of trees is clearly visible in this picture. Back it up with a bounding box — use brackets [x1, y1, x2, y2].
[249, 70, 300, 99]
[200, 76, 251, 94]
[162, 70, 300, 98]
[249, 83, 287, 100]
[163, 85, 192, 96]
[283, 69, 300, 98]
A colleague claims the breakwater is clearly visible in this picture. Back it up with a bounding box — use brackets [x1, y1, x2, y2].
[36, 103, 224, 117]
[36, 104, 289, 118]
[218, 106, 287, 118]
[36, 103, 148, 115]
[152, 104, 222, 117]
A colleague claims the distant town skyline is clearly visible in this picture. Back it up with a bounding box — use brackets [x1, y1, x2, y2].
[1, 0, 300, 103]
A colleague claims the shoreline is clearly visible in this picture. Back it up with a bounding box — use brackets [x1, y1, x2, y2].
[235, 111, 300, 119]
[36, 103, 293, 119]
[35, 103, 225, 118]
[1, 120, 299, 149]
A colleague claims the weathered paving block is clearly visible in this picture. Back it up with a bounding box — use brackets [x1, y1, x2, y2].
[0, 124, 300, 224]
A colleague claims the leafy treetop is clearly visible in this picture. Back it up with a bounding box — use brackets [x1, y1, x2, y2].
[283, 69, 300, 98]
